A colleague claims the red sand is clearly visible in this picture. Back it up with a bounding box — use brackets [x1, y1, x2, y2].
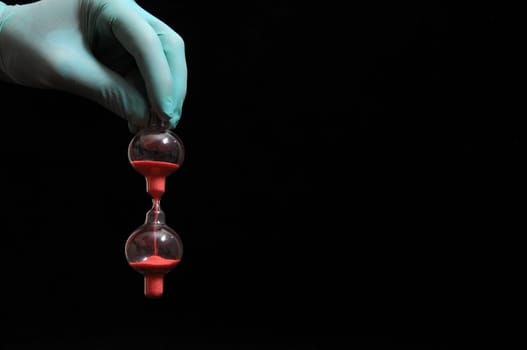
[129, 255, 181, 298]
[131, 160, 180, 199]
[129, 160, 182, 296]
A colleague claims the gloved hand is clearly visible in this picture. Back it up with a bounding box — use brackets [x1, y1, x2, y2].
[0, 0, 187, 132]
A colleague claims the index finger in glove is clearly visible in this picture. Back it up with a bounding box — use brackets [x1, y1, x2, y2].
[139, 10, 187, 128]
[102, 2, 175, 124]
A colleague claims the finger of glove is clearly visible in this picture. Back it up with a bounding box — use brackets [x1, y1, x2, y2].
[136, 9, 187, 129]
[105, 5, 174, 125]
[50, 50, 149, 129]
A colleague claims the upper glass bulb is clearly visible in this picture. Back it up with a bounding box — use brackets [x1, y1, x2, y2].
[128, 123, 185, 199]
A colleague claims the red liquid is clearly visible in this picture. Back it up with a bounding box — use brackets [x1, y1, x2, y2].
[131, 160, 180, 199]
[129, 255, 181, 298]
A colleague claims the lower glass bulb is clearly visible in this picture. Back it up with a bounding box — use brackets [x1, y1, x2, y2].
[125, 200, 183, 298]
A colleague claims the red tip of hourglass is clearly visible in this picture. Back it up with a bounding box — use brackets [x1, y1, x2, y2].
[129, 255, 181, 298]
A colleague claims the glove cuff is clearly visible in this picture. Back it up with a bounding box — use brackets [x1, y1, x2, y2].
[0, 2, 6, 17]
[0, 1, 11, 82]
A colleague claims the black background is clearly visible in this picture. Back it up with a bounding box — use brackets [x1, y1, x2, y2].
[1, 0, 519, 348]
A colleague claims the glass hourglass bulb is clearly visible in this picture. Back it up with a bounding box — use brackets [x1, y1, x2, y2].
[127, 119, 185, 199]
[125, 199, 183, 298]
[126, 116, 185, 298]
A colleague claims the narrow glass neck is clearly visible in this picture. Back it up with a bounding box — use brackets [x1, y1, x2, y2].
[147, 111, 169, 131]
[145, 198, 165, 224]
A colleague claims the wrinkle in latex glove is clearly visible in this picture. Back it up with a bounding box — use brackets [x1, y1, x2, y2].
[0, 0, 187, 132]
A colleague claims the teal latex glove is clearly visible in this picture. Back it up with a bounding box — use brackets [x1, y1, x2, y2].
[0, 0, 187, 132]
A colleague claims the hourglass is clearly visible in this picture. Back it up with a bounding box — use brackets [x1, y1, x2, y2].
[125, 118, 185, 298]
